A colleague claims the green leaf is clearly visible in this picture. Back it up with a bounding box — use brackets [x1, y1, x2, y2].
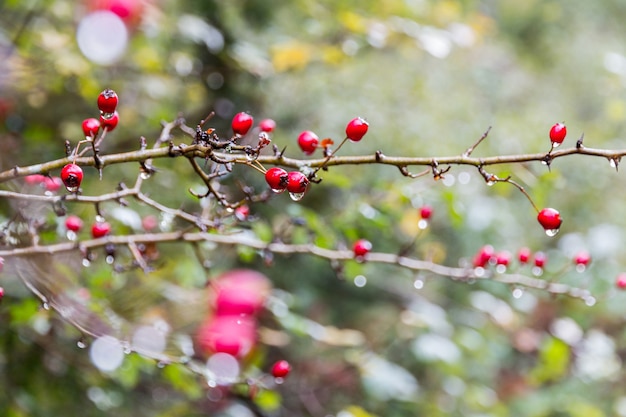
[254, 389, 282, 412]
[529, 336, 570, 384]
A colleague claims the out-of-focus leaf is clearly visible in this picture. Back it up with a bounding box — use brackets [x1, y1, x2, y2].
[566, 401, 605, 417]
[529, 336, 570, 384]
[255, 389, 282, 413]
[8, 298, 40, 326]
[341, 405, 379, 417]
[162, 363, 203, 399]
[271, 42, 313, 72]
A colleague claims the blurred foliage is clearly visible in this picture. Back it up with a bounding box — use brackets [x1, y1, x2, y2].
[3, 0, 626, 416]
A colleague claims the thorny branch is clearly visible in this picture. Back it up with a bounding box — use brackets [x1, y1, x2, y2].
[0, 117, 618, 300]
[0, 115, 609, 382]
[0, 230, 595, 303]
[1, 122, 626, 184]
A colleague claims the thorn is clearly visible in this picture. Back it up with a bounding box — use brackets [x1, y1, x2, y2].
[576, 133, 584, 149]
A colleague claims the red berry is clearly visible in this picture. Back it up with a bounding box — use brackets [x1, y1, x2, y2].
[97, 89, 119, 114]
[297, 130, 319, 155]
[616, 273, 626, 289]
[549, 123, 567, 146]
[100, 111, 119, 132]
[518, 247, 532, 264]
[495, 251, 511, 266]
[574, 251, 591, 266]
[0, 286, 4, 301]
[44, 176, 63, 192]
[142, 215, 158, 231]
[537, 208, 562, 234]
[259, 118, 276, 133]
[345, 117, 369, 142]
[353, 239, 372, 258]
[24, 174, 46, 185]
[60, 164, 83, 192]
[215, 286, 263, 317]
[91, 221, 111, 238]
[82, 118, 100, 138]
[235, 205, 250, 221]
[286, 171, 309, 194]
[534, 251, 547, 268]
[265, 167, 289, 192]
[473, 245, 494, 268]
[419, 205, 433, 220]
[65, 215, 84, 232]
[271, 360, 291, 378]
[89, 0, 144, 26]
[196, 315, 257, 358]
[232, 112, 254, 136]
[214, 270, 270, 315]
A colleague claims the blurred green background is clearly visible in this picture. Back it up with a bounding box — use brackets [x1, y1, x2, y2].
[2, 0, 626, 416]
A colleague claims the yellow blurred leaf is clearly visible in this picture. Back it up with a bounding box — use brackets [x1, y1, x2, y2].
[254, 389, 282, 412]
[321, 45, 345, 65]
[566, 401, 605, 417]
[338, 11, 367, 33]
[343, 405, 379, 417]
[432, 0, 462, 24]
[271, 42, 312, 72]
[606, 98, 626, 122]
[399, 207, 420, 236]
[133, 45, 163, 71]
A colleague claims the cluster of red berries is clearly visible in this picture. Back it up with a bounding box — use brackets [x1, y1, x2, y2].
[24, 173, 63, 192]
[472, 245, 595, 274]
[82, 89, 120, 139]
[230, 112, 276, 136]
[65, 214, 111, 239]
[262, 116, 369, 200]
[59, 89, 120, 194]
[532, 123, 569, 234]
[196, 270, 270, 359]
[472, 245, 547, 271]
[264, 167, 309, 196]
[195, 270, 291, 380]
[230, 112, 369, 201]
[297, 117, 369, 155]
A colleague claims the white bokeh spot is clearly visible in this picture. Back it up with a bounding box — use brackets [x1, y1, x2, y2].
[90, 335, 125, 372]
[77, 11, 128, 65]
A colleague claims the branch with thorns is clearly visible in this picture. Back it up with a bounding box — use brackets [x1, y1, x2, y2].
[0, 116, 618, 311]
